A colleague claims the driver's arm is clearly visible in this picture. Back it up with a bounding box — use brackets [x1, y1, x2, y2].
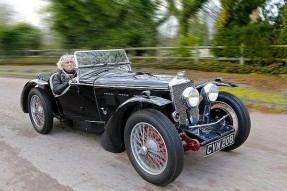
[52, 74, 70, 95]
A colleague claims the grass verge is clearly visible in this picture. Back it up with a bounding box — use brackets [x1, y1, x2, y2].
[220, 87, 287, 113]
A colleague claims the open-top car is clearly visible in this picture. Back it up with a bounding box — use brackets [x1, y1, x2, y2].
[20, 49, 251, 186]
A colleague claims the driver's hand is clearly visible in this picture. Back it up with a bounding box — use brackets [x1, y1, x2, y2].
[71, 77, 77, 83]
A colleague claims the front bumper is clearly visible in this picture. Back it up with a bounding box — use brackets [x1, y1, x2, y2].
[184, 114, 235, 147]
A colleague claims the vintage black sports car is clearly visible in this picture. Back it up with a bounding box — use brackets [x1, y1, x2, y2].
[20, 49, 250, 186]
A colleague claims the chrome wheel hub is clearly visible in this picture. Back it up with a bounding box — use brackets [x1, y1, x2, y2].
[139, 145, 148, 155]
[139, 139, 159, 156]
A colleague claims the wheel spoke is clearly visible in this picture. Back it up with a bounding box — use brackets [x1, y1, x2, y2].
[148, 149, 161, 157]
[130, 122, 168, 175]
[211, 101, 239, 134]
[134, 130, 142, 144]
[30, 95, 45, 128]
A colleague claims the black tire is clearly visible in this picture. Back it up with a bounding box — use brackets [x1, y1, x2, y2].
[28, 88, 53, 134]
[210, 91, 251, 151]
[124, 109, 184, 186]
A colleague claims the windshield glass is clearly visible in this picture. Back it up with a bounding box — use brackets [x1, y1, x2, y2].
[75, 49, 129, 67]
[74, 49, 131, 82]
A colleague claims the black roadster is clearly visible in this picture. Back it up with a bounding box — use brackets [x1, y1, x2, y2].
[20, 49, 250, 186]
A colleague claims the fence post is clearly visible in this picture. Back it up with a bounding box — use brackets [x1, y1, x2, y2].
[194, 46, 199, 64]
[240, 43, 244, 65]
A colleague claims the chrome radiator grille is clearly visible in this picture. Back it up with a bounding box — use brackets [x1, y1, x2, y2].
[170, 81, 199, 125]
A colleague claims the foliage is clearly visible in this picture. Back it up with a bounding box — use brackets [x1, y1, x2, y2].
[214, 0, 287, 65]
[173, 34, 200, 57]
[159, 0, 209, 37]
[214, 23, 276, 63]
[131, 58, 287, 74]
[0, 57, 57, 65]
[213, 0, 287, 65]
[47, 0, 158, 49]
[189, 16, 210, 45]
[0, 23, 42, 56]
[279, 4, 287, 43]
[178, 0, 209, 36]
[1, 54, 287, 75]
[216, 0, 266, 30]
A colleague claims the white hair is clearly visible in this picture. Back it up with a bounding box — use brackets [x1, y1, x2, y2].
[56, 55, 75, 70]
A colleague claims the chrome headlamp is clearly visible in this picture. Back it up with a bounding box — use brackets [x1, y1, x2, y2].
[201, 83, 218, 102]
[181, 87, 200, 108]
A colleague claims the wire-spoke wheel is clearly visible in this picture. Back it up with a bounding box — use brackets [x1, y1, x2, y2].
[211, 101, 239, 135]
[130, 122, 168, 175]
[211, 92, 251, 151]
[125, 109, 184, 186]
[30, 95, 45, 128]
[28, 88, 53, 134]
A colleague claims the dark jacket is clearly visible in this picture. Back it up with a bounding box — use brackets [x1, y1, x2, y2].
[52, 70, 77, 95]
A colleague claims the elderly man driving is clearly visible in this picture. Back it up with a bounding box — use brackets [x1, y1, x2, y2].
[51, 55, 77, 96]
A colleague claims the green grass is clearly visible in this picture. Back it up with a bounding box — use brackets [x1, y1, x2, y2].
[0, 70, 52, 78]
[0, 57, 57, 65]
[220, 86, 287, 113]
[220, 87, 287, 104]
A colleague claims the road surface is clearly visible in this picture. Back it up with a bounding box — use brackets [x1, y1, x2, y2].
[0, 77, 286, 191]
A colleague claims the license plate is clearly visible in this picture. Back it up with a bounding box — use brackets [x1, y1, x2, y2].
[205, 133, 235, 156]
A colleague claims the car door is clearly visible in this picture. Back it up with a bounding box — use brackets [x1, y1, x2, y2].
[58, 83, 101, 121]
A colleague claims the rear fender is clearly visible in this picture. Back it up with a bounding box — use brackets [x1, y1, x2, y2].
[100, 96, 172, 153]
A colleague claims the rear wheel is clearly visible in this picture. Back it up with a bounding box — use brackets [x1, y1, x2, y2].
[210, 91, 251, 151]
[124, 109, 184, 186]
[28, 88, 53, 134]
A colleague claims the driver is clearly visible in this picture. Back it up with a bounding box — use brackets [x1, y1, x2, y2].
[51, 55, 77, 96]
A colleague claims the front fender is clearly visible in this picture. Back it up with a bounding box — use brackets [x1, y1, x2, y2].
[118, 96, 172, 110]
[196, 78, 237, 90]
[100, 96, 172, 153]
[20, 79, 49, 113]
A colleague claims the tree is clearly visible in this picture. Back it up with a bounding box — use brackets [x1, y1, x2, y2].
[280, 4, 287, 43]
[119, 0, 158, 47]
[0, 3, 42, 56]
[157, 0, 209, 37]
[213, 0, 287, 64]
[262, 0, 287, 43]
[0, 23, 42, 55]
[47, 0, 158, 49]
[215, 0, 266, 31]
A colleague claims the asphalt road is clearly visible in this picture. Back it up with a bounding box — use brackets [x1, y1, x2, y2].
[0, 77, 286, 191]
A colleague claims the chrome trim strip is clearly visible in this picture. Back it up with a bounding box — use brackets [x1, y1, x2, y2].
[71, 82, 169, 90]
[85, 120, 106, 124]
[188, 114, 229, 129]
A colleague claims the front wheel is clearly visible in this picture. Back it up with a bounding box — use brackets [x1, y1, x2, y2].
[124, 109, 184, 186]
[28, 88, 53, 134]
[210, 91, 251, 151]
